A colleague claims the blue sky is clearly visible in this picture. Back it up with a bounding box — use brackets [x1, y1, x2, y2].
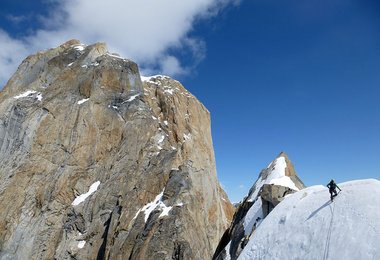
[1, 0, 379, 202]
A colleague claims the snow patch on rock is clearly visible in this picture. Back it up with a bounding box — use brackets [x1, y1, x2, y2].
[125, 94, 140, 102]
[77, 98, 89, 105]
[141, 75, 171, 85]
[183, 133, 191, 141]
[140, 189, 173, 222]
[72, 181, 100, 206]
[77, 240, 86, 249]
[36, 93, 43, 101]
[73, 45, 85, 51]
[14, 90, 43, 101]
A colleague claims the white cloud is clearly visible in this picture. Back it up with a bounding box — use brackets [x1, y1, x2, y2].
[0, 0, 240, 87]
[0, 30, 30, 86]
[160, 56, 186, 76]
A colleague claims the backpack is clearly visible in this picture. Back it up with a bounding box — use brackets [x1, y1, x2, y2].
[328, 181, 336, 189]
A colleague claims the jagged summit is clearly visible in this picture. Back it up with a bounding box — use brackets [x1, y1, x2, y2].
[239, 179, 380, 260]
[0, 41, 233, 259]
[214, 152, 305, 260]
[251, 151, 305, 197]
[2, 39, 141, 98]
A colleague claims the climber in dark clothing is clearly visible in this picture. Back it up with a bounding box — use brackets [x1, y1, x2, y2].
[327, 179, 341, 201]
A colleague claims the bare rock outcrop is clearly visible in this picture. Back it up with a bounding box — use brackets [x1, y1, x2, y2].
[0, 40, 234, 260]
[213, 152, 305, 260]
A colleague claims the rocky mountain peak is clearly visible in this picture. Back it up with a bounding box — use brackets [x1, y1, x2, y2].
[3, 40, 139, 99]
[0, 41, 233, 259]
[255, 151, 305, 194]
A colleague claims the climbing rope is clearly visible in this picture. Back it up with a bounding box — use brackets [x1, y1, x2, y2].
[323, 200, 336, 260]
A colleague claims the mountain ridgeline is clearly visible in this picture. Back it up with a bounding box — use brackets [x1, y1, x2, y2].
[0, 40, 234, 260]
[213, 154, 380, 260]
[1, 40, 379, 260]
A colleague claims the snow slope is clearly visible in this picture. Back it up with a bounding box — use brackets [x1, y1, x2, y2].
[238, 179, 380, 260]
[243, 155, 301, 236]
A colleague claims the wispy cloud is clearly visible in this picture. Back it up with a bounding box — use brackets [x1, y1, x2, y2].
[0, 0, 240, 87]
[5, 14, 29, 25]
[0, 30, 29, 85]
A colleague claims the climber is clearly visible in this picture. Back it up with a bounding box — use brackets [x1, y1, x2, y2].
[327, 179, 341, 201]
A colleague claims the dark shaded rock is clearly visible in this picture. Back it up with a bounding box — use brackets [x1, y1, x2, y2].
[260, 184, 295, 217]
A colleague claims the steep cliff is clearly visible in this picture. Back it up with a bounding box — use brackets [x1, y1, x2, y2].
[0, 40, 234, 260]
[213, 152, 305, 260]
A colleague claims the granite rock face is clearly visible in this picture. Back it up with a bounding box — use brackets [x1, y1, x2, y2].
[213, 152, 305, 260]
[0, 40, 234, 260]
[260, 184, 295, 217]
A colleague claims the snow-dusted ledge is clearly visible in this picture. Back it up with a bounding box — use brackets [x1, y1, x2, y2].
[72, 181, 100, 206]
[14, 90, 43, 101]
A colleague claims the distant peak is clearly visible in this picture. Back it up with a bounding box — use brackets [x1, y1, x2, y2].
[277, 151, 288, 159]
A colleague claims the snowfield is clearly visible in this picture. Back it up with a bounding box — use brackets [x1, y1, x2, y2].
[238, 179, 380, 260]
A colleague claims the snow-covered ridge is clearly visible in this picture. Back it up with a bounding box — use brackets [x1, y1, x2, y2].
[249, 156, 298, 202]
[239, 179, 380, 260]
[267, 157, 299, 191]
